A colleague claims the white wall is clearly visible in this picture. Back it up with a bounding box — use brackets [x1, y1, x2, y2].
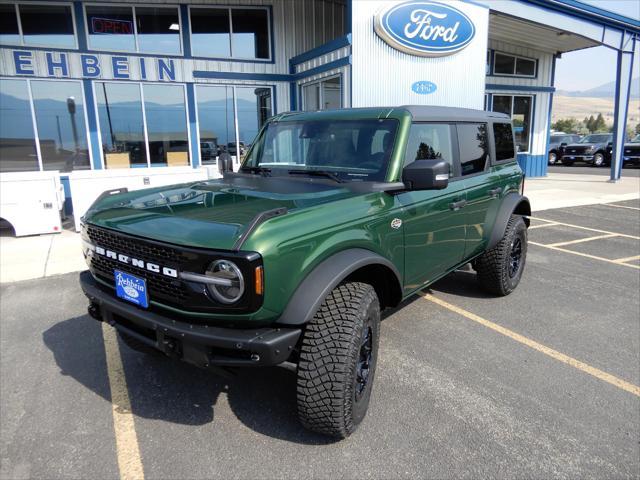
[351, 0, 489, 109]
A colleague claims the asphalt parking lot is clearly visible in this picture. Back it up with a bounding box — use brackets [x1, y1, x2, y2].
[1, 200, 639, 479]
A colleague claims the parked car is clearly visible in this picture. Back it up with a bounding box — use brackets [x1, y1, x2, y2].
[562, 133, 613, 167]
[623, 134, 640, 166]
[200, 141, 218, 161]
[79, 106, 530, 438]
[226, 141, 247, 157]
[548, 133, 581, 165]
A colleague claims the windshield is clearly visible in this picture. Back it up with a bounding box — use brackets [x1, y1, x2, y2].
[631, 134, 640, 143]
[242, 119, 399, 182]
[579, 134, 611, 143]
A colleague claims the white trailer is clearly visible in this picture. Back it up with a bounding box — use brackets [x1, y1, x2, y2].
[0, 171, 65, 237]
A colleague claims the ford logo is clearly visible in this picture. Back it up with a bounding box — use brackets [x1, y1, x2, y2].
[374, 1, 476, 57]
[412, 81, 437, 94]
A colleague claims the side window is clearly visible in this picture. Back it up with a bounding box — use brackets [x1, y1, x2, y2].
[493, 123, 515, 162]
[457, 123, 489, 175]
[404, 123, 454, 175]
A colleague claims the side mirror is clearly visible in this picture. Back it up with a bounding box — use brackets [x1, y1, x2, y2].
[402, 159, 450, 190]
[560, 142, 568, 147]
[607, 142, 613, 148]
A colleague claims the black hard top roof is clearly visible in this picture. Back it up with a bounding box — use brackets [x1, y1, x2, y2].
[402, 106, 511, 122]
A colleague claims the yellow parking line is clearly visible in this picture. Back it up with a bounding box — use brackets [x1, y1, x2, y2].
[604, 203, 640, 211]
[102, 324, 145, 480]
[530, 217, 640, 240]
[529, 241, 640, 269]
[547, 233, 618, 248]
[613, 254, 640, 264]
[422, 293, 640, 397]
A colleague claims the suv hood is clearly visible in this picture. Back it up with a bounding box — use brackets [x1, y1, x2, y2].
[84, 175, 359, 250]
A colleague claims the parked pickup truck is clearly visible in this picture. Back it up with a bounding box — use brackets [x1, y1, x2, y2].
[548, 133, 581, 165]
[79, 106, 530, 438]
[623, 134, 640, 166]
[562, 133, 613, 167]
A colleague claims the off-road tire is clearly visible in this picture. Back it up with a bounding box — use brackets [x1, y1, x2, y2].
[296, 282, 380, 438]
[118, 330, 161, 356]
[475, 215, 527, 296]
[548, 151, 557, 165]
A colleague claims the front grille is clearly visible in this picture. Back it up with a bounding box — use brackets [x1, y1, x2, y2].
[91, 254, 188, 303]
[566, 147, 591, 155]
[85, 224, 263, 315]
[86, 224, 193, 264]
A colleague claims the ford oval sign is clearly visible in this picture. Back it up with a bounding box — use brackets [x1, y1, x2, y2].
[374, 1, 476, 57]
[412, 81, 437, 94]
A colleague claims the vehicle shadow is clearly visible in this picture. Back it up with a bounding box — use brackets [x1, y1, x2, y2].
[42, 315, 335, 445]
[430, 268, 496, 300]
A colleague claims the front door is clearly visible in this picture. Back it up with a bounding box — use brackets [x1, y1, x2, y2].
[398, 123, 467, 293]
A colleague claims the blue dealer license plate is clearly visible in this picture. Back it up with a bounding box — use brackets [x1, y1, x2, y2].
[115, 270, 149, 308]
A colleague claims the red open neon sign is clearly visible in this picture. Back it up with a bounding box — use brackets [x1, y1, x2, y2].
[91, 17, 133, 35]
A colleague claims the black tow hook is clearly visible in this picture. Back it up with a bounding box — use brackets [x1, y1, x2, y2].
[87, 302, 102, 321]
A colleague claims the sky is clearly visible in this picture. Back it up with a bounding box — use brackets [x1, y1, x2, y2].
[554, 0, 640, 92]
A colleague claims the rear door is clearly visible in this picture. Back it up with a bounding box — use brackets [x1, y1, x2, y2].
[397, 123, 468, 292]
[457, 122, 503, 259]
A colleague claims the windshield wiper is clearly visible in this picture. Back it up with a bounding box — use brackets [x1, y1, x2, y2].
[288, 169, 343, 183]
[240, 166, 271, 176]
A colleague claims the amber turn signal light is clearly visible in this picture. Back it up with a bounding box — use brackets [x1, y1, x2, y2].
[254, 266, 264, 296]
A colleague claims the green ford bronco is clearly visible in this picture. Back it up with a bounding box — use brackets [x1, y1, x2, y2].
[80, 106, 530, 438]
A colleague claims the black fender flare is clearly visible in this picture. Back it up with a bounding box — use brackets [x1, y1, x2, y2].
[277, 248, 402, 326]
[486, 193, 531, 251]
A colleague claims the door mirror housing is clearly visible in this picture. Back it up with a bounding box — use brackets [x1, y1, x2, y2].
[402, 159, 450, 191]
[560, 142, 568, 147]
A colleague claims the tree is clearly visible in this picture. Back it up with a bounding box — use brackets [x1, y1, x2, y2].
[586, 115, 596, 133]
[552, 118, 578, 133]
[593, 113, 607, 132]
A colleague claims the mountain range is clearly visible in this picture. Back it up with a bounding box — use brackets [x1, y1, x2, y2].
[557, 78, 640, 99]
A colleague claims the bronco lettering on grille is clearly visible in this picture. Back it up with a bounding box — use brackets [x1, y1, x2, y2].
[94, 246, 178, 278]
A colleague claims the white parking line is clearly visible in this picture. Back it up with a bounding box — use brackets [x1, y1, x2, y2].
[613, 254, 640, 265]
[530, 217, 640, 240]
[547, 233, 618, 248]
[529, 241, 640, 270]
[603, 203, 640, 211]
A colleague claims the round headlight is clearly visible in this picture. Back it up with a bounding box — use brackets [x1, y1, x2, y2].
[206, 260, 244, 304]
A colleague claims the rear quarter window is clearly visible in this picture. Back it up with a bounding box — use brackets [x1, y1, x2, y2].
[457, 123, 489, 175]
[493, 122, 515, 162]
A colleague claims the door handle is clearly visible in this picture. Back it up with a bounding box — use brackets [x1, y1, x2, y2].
[488, 187, 502, 198]
[449, 199, 467, 211]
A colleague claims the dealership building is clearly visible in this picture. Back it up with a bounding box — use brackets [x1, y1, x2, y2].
[0, 0, 638, 235]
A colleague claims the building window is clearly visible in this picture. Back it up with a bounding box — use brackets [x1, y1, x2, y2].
[30, 80, 90, 172]
[143, 84, 189, 166]
[302, 76, 341, 111]
[195, 85, 273, 165]
[492, 52, 536, 78]
[86, 5, 181, 55]
[189, 7, 271, 60]
[492, 95, 533, 153]
[1, 3, 76, 48]
[0, 79, 39, 172]
[457, 124, 489, 176]
[0, 5, 21, 45]
[96, 82, 148, 168]
[95, 82, 190, 168]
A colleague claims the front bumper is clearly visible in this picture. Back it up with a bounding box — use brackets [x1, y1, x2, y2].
[563, 155, 594, 162]
[80, 271, 301, 368]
